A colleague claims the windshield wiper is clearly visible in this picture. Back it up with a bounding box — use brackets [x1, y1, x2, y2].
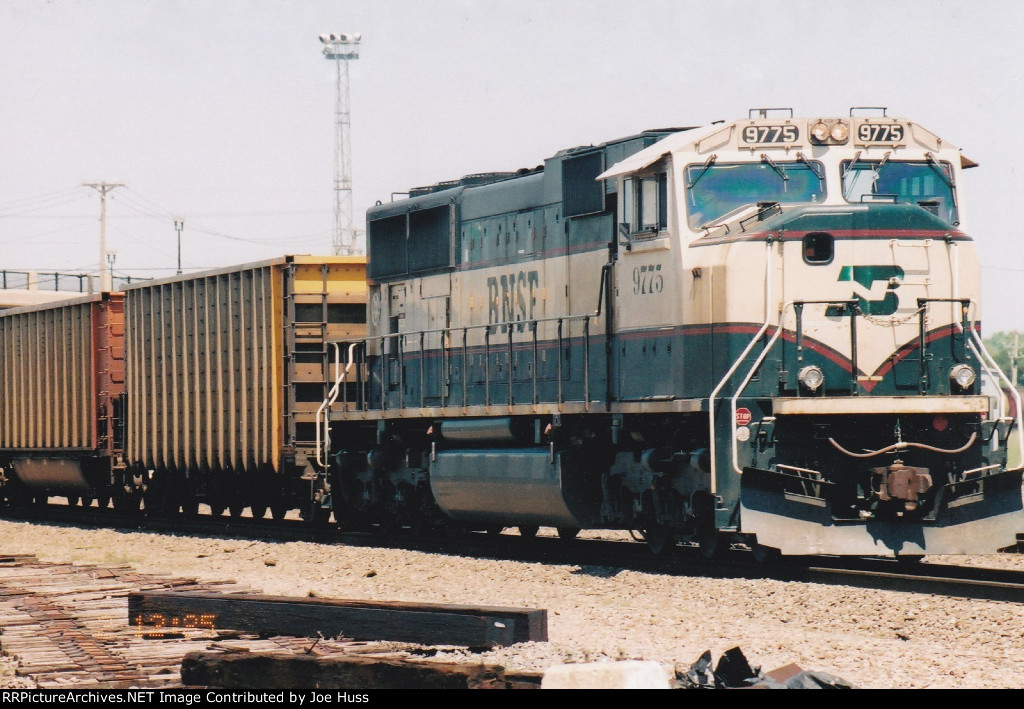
[686, 154, 717, 189]
[760, 154, 788, 190]
[840, 150, 863, 181]
[924, 152, 955, 189]
[796, 152, 823, 180]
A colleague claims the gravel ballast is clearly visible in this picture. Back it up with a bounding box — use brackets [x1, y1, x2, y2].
[2, 518, 1023, 689]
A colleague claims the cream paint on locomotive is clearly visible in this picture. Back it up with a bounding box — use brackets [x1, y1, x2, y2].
[613, 158, 685, 334]
[606, 117, 977, 380]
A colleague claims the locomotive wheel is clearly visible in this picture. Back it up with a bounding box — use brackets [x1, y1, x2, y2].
[518, 525, 539, 539]
[643, 524, 675, 556]
[67, 496, 81, 507]
[750, 542, 781, 564]
[896, 554, 924, 565]
[270, 504, 289, 520]
[557, 526, 580, 540]
[445, 523, 467, 540]
[698, 528, 721, 559]
[96, 495, 111, 510]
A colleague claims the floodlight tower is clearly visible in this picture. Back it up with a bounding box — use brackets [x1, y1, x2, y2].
[319, 32, 362, 256]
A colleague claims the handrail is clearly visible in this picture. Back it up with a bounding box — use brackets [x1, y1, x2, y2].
[724, 295, 1022, 476]
[728, 299, 858, 475]
[728, 300, 797, 474]
[315, 342, 359, 469]
[707, 239, 774, 493]
[318, 311, 599, 420]
[963, 309, 1024, 471]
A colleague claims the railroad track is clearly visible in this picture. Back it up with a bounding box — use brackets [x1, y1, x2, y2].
[0, 555, 467, 689]
[0, 554, 253, 688]
[5, 501, 1024, 607]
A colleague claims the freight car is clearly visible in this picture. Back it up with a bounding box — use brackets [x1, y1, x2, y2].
[0, 256, 367, 521]
[316, 108, 1024, 556]
[0, 293, 125, 508]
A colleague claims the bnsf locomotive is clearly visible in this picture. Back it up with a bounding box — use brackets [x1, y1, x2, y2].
[316, 109, 1024, 556]
[2, 110, 1021, 558]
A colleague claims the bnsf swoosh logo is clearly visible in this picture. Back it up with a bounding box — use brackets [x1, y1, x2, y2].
[825, 265, 904, 316]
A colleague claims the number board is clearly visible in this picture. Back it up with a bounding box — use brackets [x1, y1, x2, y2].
[856, 122, 905, 144]
[741, 124, 799, 145]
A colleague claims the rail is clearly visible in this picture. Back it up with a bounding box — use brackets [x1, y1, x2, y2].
[316, 312, 601, 468]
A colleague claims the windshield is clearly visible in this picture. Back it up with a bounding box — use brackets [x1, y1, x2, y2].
[684, 161, 825, 229]
[841, 160, 958, 225]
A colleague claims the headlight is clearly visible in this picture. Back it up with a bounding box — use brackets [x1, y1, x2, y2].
[810, 121, 831, 143]
[950, 364, 976, 390]
[830, 121, 850, 142]
[798, 365, 825, 392]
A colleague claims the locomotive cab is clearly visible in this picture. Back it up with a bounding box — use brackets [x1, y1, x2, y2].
[601, 109, 1021, 555]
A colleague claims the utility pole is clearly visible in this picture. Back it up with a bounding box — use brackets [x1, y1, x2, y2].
[1013, 331, 1020, 389]
[174, 216, 185, 275]
[83, 182, 124, 291]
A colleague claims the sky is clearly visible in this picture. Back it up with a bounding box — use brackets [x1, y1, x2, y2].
[1, 0, 1023, 330]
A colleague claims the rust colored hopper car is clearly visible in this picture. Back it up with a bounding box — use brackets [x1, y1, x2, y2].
[0, 293, 125, 507]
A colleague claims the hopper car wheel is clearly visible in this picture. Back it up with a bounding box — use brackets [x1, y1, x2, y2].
[518, 525, 539, 539]
[251, 504, 268, 521]
[180, 498, 199, 518]
[67, 496, 81, 507]
[301, 502, 330, 528]
[96, 495, 111, 510]
[557, 526, 580, 540]
[114, 490, 142, 514]
[270, 504, 289, 520]
[643, 524, 675, 556]
[229, 503, 246, 518]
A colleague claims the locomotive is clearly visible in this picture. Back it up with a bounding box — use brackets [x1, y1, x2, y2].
[315, 108, 1024, 556]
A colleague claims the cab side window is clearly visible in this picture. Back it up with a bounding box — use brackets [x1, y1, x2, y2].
[622, 172, 668, 236]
